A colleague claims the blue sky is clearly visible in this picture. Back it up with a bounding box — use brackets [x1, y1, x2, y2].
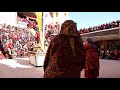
[69, 12, 120, 30]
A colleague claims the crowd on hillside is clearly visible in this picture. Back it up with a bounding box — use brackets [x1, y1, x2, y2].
[79, 20, 120, 34]
[0, 23, 40, 58]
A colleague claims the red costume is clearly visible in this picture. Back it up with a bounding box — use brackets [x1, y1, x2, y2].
[84, 38, 100, 78]
[44, 20, 86, 78]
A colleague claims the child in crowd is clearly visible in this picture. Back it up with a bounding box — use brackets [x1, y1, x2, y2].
[5, 51, 13, 59]
[0, 49, 5, 60]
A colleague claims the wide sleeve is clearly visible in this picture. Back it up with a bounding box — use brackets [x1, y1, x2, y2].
[43, 36, 59, 72]
[80, 40, 86, 70]
[78, 37, 86, 70]
[83, 43, 88, 50]
[43, 42, 53, 72]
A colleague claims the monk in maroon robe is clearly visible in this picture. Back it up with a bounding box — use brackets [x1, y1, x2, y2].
[84, 38, 100, 78]
[44, 20, 86, 78]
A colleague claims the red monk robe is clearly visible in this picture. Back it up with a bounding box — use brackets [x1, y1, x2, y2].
[84, 38, 100, 78]
[44, 20, 86, 78]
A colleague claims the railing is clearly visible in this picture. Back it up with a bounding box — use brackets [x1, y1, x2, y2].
[80, 25, 120, 42]
[81, 27, 120, 38]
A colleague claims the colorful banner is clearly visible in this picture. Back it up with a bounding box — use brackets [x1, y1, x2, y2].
[36, 12, 44, 51]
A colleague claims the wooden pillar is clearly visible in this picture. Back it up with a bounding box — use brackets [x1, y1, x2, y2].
[101, 41, 106, 50]
[104, 42, 107, 51]
[101, 42, 104, 49]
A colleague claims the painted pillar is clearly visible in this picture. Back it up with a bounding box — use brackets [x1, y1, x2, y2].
[36, 12, 45, 51]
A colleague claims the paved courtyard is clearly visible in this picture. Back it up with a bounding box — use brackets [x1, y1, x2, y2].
[0, 58, 120, 78]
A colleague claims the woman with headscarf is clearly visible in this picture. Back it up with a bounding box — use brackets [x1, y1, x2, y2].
[44, 20, 86, 78]
[84, 37, 100, 78]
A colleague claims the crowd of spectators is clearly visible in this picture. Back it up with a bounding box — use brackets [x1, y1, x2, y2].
[0, 23, 40, 58]
[99, 45, 120, 60]
[1, 18, 120, 60]
[79, 20, 120, 34]
[17, 16, 37, 29]
[44, 22, 60, 46]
